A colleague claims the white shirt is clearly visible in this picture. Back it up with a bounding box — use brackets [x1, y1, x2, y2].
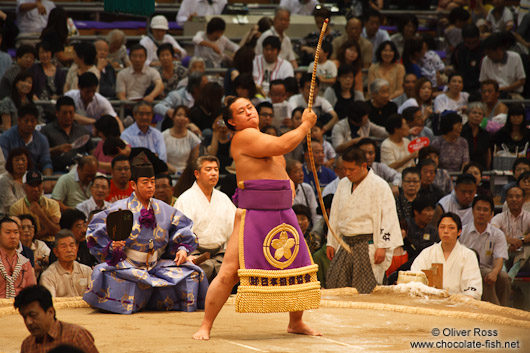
[437, 192, 474, 226]
[65, 90, 116, 121]
[176, 0, 227, 26]
[307, 60, 337, 96]
[479, 51, 526, 93]
[16, 0, 55, 34]
[491, 209, 530, 240]
[460, 222, 508, 270]
[380, 137, 414, 173]
[327, 170, 403, 283]
[486, 7, 514, 32]
[279, 0, 320, 15]
[76, 196, 110, 219]
[175, 181, 236, 249]
[288, 94, 333, 116]
[433, 92, 470, 114]
[139, 35, 187, 66]
[162, 129, 201, 176]
[411, 241, 482, 300]
[252, 55, 294, 94]
[192, 31, 239, 68]
[256, 27, 296, 62]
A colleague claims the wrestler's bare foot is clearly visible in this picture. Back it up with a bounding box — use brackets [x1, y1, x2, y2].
[192, 326, 211, 340]
[287, 321, 322, 336]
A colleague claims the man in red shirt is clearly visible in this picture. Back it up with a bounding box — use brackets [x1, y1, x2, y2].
[106, 156, 133, 203]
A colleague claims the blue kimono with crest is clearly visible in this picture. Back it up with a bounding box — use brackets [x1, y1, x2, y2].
[82, 193, 208, 314]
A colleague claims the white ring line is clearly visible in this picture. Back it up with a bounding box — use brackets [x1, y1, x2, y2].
[310, 335, 361, 348]
[219, 339, 270, 352]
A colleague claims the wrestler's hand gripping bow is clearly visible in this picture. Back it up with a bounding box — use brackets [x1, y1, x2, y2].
[307, 18, 352, 254]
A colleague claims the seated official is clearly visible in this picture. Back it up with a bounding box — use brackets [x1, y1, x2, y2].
[15, 285, 99, 353]
[83, 153, 208, 314]
[40, 230, 92, 297]
[411, 212, 482, 300]
[175, 156, 236, 283]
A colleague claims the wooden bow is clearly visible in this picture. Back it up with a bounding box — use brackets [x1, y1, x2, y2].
[307, 18, 351, 254]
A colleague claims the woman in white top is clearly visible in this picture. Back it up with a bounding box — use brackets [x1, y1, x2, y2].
[380, 114, 417, 172]
[162, 105, 201, 176]
[433, 73, 469, 114]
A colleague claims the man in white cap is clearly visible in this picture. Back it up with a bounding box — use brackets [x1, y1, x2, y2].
[140, 15, 187, 66]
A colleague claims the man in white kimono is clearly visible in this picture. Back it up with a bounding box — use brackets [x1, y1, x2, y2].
[326, 147, 402, 293]
[175, 156, 236, 282]
[411, 212, 482, 300]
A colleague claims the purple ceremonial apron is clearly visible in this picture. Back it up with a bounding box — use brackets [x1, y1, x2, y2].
[233, 179, 320, 313]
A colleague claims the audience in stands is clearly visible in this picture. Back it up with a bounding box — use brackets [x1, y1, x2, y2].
[76, 176, 110, 218]
[0, 148, 31, 216]
[461, 102, 492, 170]
[41, 96, 94, 173]
[480, 79, 508, 120]
[418, 146, 453, 195]
[463, 162, 493, 199]
[19, 213, 49, 278]
[392, 73, 416, 108]
[252, 36, 294, 95]
[121, 101, 167, 162]
[0, 45, 35, 100]
[106, 156, 133, 203]
[431, 112, 469, 172]
[116, 44, 164, 102]
[154, 174, 176, 207]
[332, 17, 372, 69]
[493, 103, 530, 153]
[65, 72, 118, 127]
[51, 156, 98, 211]
[157, 43, 187, 97]
[451, 24, 484, 93]
[39, 7, 73, 65]
[10, 170, 60, 247]
[176, 0, 227, 26]
[256, 7, 298, 69]
[433, 73, 469, 114]
[307, 41, 336, 96]
[303, 139, 336, 196]
[193, 17, 239, 69]
[64, 42, 99, 93]
[106, 29, 131, 69]
[479, 32, 525, 99]
[332, 39, 364, 94]
[367, 79, 397, 127]
[500, 158, 530, 203]
[1, 72, 35, 131]
[434, 173, 477, 226]
[390, 14, 419, 56]
[140, 15, 186, 67]
[31, 41, 66, 102]
[286, 159, 319, 225]
[380, 114, 416, 173]
[94, 39, 116, 99]
[324, 65, 363, 121]
[16, 0, 55, 38]
[163, 105, 200, 176]
[368, 40, 404, 100]
[396, 167, 421, 220]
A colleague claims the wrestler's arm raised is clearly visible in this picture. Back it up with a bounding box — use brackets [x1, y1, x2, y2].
[231, 107, 317, 158]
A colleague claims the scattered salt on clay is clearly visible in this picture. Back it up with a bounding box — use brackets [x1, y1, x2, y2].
[373, 281, 449, 299]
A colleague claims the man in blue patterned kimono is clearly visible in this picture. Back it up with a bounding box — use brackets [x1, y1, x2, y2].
[83, 152, 208, 314]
